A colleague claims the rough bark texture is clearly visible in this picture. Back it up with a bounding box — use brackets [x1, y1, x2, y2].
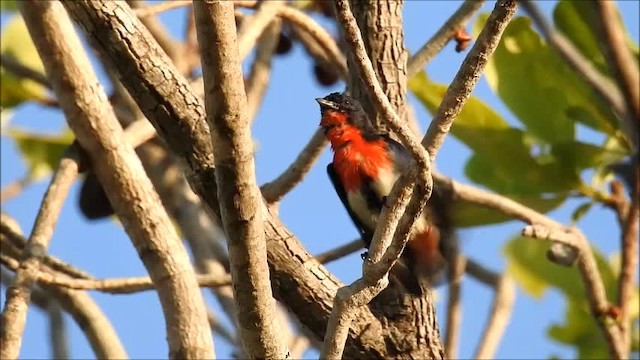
[24, 2, 214, 358]
[62, 0, 219, 217]
[347, 0, 409, 133]
[61, 1, 434, 358]
[194, 1, 288, 358]
[345, 0, 444, 358]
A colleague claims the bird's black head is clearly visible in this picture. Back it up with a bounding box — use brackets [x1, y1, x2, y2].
[316, 92, 376, 134]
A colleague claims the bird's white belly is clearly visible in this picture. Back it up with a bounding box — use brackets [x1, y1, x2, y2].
[345, 165, 430, 233]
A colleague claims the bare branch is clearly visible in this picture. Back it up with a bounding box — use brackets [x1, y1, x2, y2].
[444, 255, 466, 359]
[47, 301, 68, 360]
[616, 166, 639, 354]
[473, 275, 516, 360]
[235, 1, 348, 79]
[0, 176, 32, 204]
[421, 0, 517, 161]
[261, 129, 328, 204]
[23, 2, 214, 357]
[314, 239, 363, 265]
[237, 0, 283, 61]
[128, 0, 183, 63]
[523, 225, 625, 359]
[519, 0, 631, 138]
[1, 217, 127, 359]
[289, 23, 347, 80]
[407, 0, 485, 77]
[207, 308, 238, 346]
[0, 53, 50, 87]
[1, 255, 231, 294]
[594, 0, 640, 133]
[245, 19, 281, 122]
[134, 0, 191, 18]
[0, 146, 80, 360]
[194, 2, 288, 358]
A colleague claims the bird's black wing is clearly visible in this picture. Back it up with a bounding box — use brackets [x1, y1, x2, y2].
[327, 163, 374, 246]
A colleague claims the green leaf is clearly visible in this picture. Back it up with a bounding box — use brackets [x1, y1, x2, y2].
[450, 194, 566, 228]
[409, 71, 509, 155]
[473, 15, 619, 139]
[553, 1, 608, 75]
[570, 201, 593, 223]
[465, 152, 581, 195]
[551, 141, 629, 171]
[548, 299, 610, 360]
[410, 71, 581, 196]
[0, 0, 17, 11]
[503, 235, 617, 301]
[6, 128, 74, 180]
[1, 15, 47, 108]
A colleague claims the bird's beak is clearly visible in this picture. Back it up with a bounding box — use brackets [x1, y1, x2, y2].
[316, 98, 339, 110]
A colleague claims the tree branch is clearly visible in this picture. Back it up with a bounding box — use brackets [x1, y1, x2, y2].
[23, 2, 214, 358]
[46, 300, 68, 360]
[1, 254, 231, 294]
[522, 225, 625, 359]
[237, 0, 283, 61]
[444, 255, 466, 359]
[194, 1, 288, 358]
[421, 0, 517, 161]
[0, 146, 80, 360]
[594, 0, 640, 133]
[245, 19, 281, 122]
[616, 166, 639, 354]
[260, 129, 328, 204]
[1, 214, 128, 359]
[62, 1, 421, 357]
[473, 274, 515, 360]
[407, 0, 485, 77]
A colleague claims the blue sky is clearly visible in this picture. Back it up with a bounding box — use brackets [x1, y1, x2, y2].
[1, 1, 639, 359]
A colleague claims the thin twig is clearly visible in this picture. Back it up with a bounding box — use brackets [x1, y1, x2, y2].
[261, 129, 328, 203]
[1, 216, 127, 359]
[246, 19, 281, 122]
[134, 0, 191, 18]
[194, 2, 288, 358]
[617, 166, 639, 354]
[473, 275, 516, 360]
[207, 308, 238, 346]
[407, 0, 485, 77]
[519, 0, 629, 133]
[594, 0, 640, 133]
[0, 53, 50, 87]
[1, 254, 231, 294]
[444, 255, 466, 359]
[314, 239, 363, 265]
[235, 0, 347, 79]
[0, 146, 80, 360]
[289, 23, 347, 80]
[523, 225, 625, 359]
[0, 218, 92, 280]
[421, 0, 517, 161]
[237, 0, 283, 61]
[47, 301, 68, 360]
[0, 176, 32, 204]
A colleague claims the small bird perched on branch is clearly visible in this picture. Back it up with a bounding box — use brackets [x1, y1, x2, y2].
[317, 92, 458, 295]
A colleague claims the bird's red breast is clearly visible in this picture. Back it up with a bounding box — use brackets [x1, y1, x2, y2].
[321, 111, 392, 192]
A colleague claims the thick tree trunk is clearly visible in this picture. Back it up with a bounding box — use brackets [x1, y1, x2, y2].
[347, 1, 445, 358]
[347, 0, 409, 133]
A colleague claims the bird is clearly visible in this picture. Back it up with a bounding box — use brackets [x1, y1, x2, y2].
[316, 92, 457, 295]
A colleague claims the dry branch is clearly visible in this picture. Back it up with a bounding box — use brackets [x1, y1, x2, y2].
[523, 225, 625, 359]
[594, 0, 640, 133]
[0, 146, 80, 359]
[22, 1, 214, 358]
[193, 1, 288, 358]
[261, 129, 328, 204]
[407, 0, 485, 77]
[1, 214, 127, 359]
[60, 1, 446, 357]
